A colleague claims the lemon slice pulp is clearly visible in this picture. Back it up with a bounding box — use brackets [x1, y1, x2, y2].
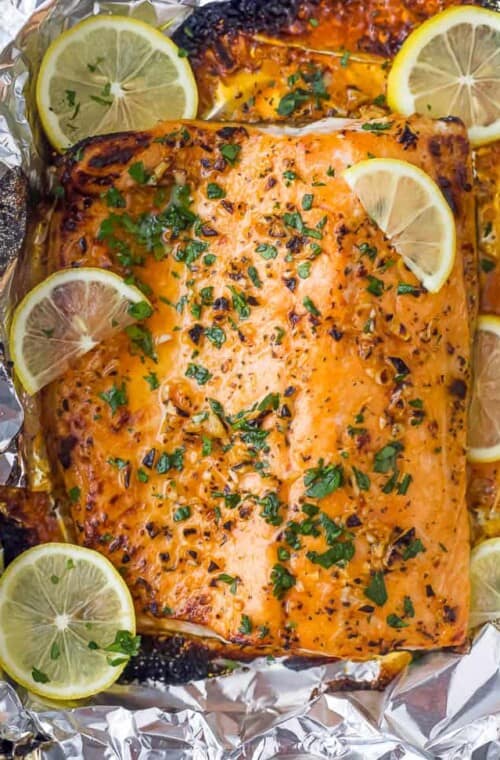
[0, 543, 137, 700]
[343, 157, 455, 293]
[387, 6, 500, 146]
[9, 267, 149, 395]
[36, 15, 198, 150]
[468, 315, 500, 463]
[470, 538, 500, 628]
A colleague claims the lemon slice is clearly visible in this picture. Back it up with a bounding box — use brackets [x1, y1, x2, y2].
[36, 15, 198, 150]
[0, 543, 137, 700]
[343, 158, 455, 293]
[470, 538, 500, 628]
[10, 267, 149, 395]
[468, 315, 500, 463]
[387, 6, 500, 146]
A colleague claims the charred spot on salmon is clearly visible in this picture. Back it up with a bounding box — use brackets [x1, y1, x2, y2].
[449, 379, 467, 399]
[58, 435, 78, 469]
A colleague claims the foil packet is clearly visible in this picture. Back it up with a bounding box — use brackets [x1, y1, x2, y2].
[1, 0, 500, 757]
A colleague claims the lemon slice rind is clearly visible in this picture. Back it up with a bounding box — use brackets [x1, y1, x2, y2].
[470, 538, 500, 629]
[36, 15, 199, 150]
[10, 267, 148, 395]
[343, 157, 456, 293]
[387, 5, 500, 147]
[0, 543, 136, 700]
[468, 314, 500, 464]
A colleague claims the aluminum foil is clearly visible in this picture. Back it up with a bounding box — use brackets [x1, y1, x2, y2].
[1, 0, 500, 757]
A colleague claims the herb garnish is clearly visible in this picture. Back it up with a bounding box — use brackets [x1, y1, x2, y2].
[259, 492, 283, 526]
[205, 325, 226, 349]
[364, 571, 387, 606]
[239, 614, 253, 634]
[387, 613, 408, 629]
[207, 182, 226, 199]
[173, 506, 191, 522]
[156, 447, 185, 474]
[402, 538, 425, 560]
[256, 243, 278, 260]
[99, 382, 127, 415]
[304, 459, 343, 498]
[128, 161, 150, 184]
[271, 563, 296, 599]
[303, 296, 320, 316]
[220, 144, 241, 165]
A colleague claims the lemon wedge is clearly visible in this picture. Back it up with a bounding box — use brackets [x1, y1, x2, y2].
[10, 267, 150, 395]
[0, 543, 137, 700]
[387, 6, 500, 146]
[36, 15, 198, 150]
[470, 538, 500, 628]
[468, 314, 500, 463]
[343, 158, 455, 293]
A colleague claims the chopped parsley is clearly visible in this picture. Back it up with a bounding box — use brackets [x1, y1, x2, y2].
[340, 50, 350, 67]
[173, 506, 191, 522]
[104, 187, 126, 208]
[397, 282, 421, 296]
[50, 642, 61, 660]
[258, 392, 280, 411]
[366, 276, 384, 296]
[352, 467, 370, 491]
[361, 121, 393, 132]
[256, 243, 278, 260]
[298, 261, 311, 279]
[357, 243, 378, 261]
[303, 296, 320, 316]
[304, 459, 343, 498]
[67, 486, 81, 504]
[207, 182, 226, 199]
[259, 492, 283, 526]
[128, 161, 150, 184]
[404, 596, 415, 617]
[302, 193, 314, 211]
[185, 363, 212, 386]
[143, 371, 159, 390]
[373, 441, 404, 473]
[105, 630, 141, 665]
[307, 542, 354, 568]
[397, 473, 413, 495]
[239, 614, 253, 634]
[107, 457, 129, 470]
[32, 667, 50, 684]
[99, 382, 127, 415]
[205, 325, 226, 349]
[218, 573, 239, 594]
[481, 258, 496, 273]
[387, 613, 409, 629]
[364, 571, 387, 606]
[220, 143, 241, 165]
[271, 563, 296, 599]
[229, 286, 251, 319]
[126, 324, 157, 361]
[277, 89, 310, 116]
[128, 300, 154, 320]
[247, 266, 262, 288]
[137, 468, 149, 483]
[156, 447, 184, 474]
[402, 538, 425, 560]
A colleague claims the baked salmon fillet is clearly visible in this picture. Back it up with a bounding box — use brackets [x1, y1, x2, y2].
[41, 114, 474, 658]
